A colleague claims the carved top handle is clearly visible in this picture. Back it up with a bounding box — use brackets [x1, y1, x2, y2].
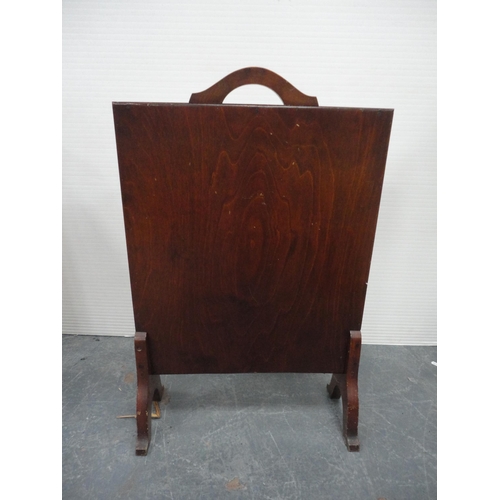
[189, 67, 318, 106]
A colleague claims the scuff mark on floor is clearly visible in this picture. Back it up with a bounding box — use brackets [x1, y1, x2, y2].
[225, 477, 246, 491]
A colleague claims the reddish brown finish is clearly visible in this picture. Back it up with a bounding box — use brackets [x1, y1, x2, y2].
[327, 331, 362, 451]
[114, 103, 392, 376]
[189, 67, 318, 106]
[113, 68, 393, 454]
[134, 332, 164, 455]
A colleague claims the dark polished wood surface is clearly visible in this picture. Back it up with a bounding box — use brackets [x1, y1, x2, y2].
[134, 332, 164, 455]
[328, 331, 362, 451]
[113, 102, 392, 376]
[189, 66, 319, 106]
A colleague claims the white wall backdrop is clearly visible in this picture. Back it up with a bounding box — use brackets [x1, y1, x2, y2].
[62, 0, 436, 344]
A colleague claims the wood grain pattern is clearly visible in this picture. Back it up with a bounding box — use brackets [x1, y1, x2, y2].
[113, 102, 393, 376]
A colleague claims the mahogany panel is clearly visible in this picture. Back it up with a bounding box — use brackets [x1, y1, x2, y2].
[113, 102, 393, 375]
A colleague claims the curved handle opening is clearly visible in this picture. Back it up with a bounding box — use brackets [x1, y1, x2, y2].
[222, 84, 285, 106]
[189, 67, 318, 106]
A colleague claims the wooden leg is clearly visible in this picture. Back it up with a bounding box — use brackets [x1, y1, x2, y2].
[327, 331, 361, 451]
[135, 332, 164, 456]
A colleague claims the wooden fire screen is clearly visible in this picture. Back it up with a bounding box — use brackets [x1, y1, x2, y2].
[113, 67, 393, 454]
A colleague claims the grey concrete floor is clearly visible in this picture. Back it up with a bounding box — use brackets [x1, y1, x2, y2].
[62, 335, 437, 499]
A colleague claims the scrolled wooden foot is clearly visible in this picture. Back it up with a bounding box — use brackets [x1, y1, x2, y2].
[327, 331, 361, 451]
[135, 332, 164, 456]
